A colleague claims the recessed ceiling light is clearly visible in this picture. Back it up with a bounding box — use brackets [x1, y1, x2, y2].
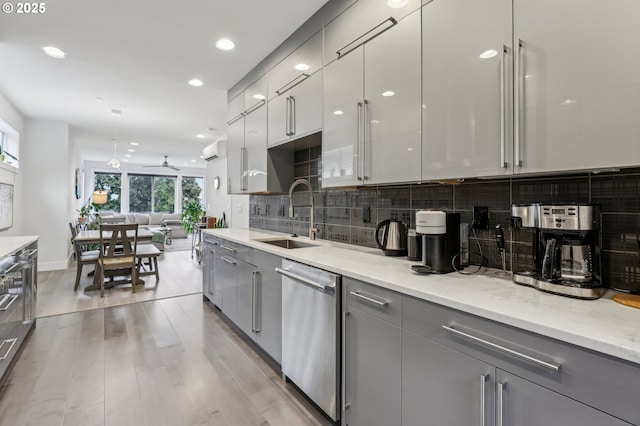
[125, 154, 131, 158]
[188, 79, 204, 87]
[382, 91, 395, 97]
[123, 159, 129, 162]
[96, 97, 104, 102]
[295, 63, 310, 71]
[479, 49, 498, 59]
[127, 149, 135, 152]
[191, 160, 196, 163]
[130, 142, 138, 146]
[196, 134, 205, 138]
[111, 109, 121, 116]
[216, 38, 235, 51]
[42, 46, 65, 59]
[561, 99, 576, 106]
[208, 127, 216, 132]
[333, 110, 344, 115]
[183, 163, 189, 166]
[387, 0, 408, 8]
[200, 155, 204, 159]
[371, 119, 381, 124]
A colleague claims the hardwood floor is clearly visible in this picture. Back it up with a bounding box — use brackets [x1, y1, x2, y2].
[0, 251, 333, 425]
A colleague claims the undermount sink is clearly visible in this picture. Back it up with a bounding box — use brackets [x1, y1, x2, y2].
[256, 239, 317, 249]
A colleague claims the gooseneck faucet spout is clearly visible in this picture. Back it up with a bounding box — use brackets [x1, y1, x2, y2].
[288, 178, 318, 240]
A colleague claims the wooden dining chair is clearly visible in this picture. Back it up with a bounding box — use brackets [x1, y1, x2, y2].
[69, 222, 99, 291]
[96, 223, 139, 297]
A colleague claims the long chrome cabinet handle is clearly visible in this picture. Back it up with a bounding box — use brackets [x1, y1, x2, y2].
[341, 310, 349, 417]
[0, 338, 17, 360]
[497, 381, 505, 426]
[336, 17, 397, 59]
[0, 294, 18, 311]
[240, 147, 247, 191]
[275, 73, 310, 96]
[480, 374, 488, 426]
[220, 256, 236, 265]
[251, 271, 258, 332]
[442, 325, 561, 372]
[275, 267, 330, 292]
[244, 99, 266, 115]
[356, 102, 363, 181]
[362, 99, 369, 181]
[514, 38, 523, 167]
[349, 291, 388, 307]
[226, 112, 244, 125]
[285, 96, 291, 136]
[220, 245, 236, 253]
[500, 44, 508, 169]
[290, 96, 296, 136]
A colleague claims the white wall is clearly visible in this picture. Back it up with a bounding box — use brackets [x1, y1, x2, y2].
[204, 157, 249, 228]
[23, 120, 71, 271]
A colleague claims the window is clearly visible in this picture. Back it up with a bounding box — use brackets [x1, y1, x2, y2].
[128, 174, 176, 213]
[94, 172, 122, 212]
[182, 176, 204, 208]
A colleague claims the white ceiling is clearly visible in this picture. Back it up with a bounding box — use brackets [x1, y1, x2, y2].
[0, 0, 328, 169]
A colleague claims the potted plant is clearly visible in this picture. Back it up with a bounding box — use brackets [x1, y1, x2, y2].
[77, 202, 93, 224]
[181, 201, 206, 234]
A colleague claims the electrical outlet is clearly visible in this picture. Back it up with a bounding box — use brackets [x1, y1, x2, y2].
[235, 203, 243, 213]
[473, 206, 489, 230]
[362, 206, 371, 223]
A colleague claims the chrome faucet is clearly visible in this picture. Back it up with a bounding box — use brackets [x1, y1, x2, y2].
[288, 178, 318, 240]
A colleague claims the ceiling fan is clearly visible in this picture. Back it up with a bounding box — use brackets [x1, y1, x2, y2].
[144, 155, 180, 171]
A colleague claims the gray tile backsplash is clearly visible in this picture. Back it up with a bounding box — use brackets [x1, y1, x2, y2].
[250, 160, 640, 292]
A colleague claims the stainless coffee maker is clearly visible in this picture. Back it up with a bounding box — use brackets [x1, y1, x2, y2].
[511, 203, 603, 299]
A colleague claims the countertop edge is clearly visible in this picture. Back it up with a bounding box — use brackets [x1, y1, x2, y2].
[0, 235, 39, 258]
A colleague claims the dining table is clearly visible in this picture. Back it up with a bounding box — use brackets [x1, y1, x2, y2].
[73, 228, 155, 292]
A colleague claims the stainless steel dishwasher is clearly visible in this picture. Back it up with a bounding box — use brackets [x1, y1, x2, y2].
[277, 259, 341, 422]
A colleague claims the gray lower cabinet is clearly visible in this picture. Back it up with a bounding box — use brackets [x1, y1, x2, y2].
[402, 329, 495, 426]
[206, 238, 282, 364]
[344, 278, 402, 426]
[497, 370, 629, 426]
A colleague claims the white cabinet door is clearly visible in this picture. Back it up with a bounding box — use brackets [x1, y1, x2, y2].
[267, 94, 289, 147]
[323, 0, 421, 65]
[244, 103, 267, 193]
[422, 0, 513, 180]
[226, 118, 244, 194]
[268, 32, 322, 101]
[364, 9, 421, 184]
[322, 48, 363, 188]
[290, 70, 323, 139]
[514, 0, 640, 174]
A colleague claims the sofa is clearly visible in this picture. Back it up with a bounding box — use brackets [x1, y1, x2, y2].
[98, 211, 188, 239]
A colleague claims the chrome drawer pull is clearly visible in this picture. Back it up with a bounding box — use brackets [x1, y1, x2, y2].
[0, 294, 18, 311]
[442, 325, 561, 372]
[0, 338, 17, 360]
[480, 374, 488, 426]
[497, 381, 505, 426]
[349, 291, 389, 307]
[220, 245, 236, 253]
[220, 256, 236, 265]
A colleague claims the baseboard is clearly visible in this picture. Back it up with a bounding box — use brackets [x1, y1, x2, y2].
[39, 260, 70, 272]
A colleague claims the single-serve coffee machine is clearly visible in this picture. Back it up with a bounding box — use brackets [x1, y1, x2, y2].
[412, 210, 460, 274]
[511, 203, 603, 299]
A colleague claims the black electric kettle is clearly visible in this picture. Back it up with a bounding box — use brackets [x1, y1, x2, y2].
[375, 219, 408, 256]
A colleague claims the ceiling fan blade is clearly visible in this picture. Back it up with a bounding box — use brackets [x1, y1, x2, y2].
[168, 165, 181, 171]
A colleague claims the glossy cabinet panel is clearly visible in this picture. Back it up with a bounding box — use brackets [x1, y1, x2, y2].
[323, 11, 421, 187]
[514, 0, 640, 174]
[422, 0, 512, 180]
[323, 0, 421, 65]
[267, 32, 323, 101]
[226, 118, 244, 194]
[364, 9, 421, 184]
[216, 251, 236, 320]
[402, 330, 495, 426]
[323, 48, 363, 187]
[244, 103, 268, 193]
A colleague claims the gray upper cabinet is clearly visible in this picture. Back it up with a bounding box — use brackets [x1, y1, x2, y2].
[323, 9, 421, 187]
[226, 76, 268, 194]
[513, 0, 640, 174]
[421, 0, 513, 180]
[323, 0, 421, 66]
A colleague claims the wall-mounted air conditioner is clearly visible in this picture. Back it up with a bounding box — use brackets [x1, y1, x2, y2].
[202, 139, 227, 161]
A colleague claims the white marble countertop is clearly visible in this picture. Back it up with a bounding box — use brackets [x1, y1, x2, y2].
[204, 228, 640, 365]
[0, 235, 38, 258]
